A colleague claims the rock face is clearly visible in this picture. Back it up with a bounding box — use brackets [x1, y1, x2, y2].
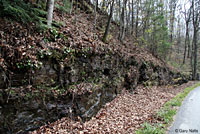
[0, 50, 188, 122]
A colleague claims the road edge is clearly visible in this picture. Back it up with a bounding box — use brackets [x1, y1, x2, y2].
[135, 82, 200, 134]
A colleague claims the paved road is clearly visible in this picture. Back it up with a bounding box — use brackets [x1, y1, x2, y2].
[169, 86, 200, 134]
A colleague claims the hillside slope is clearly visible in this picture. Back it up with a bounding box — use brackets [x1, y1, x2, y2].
[0, 4, 186, 88]
[0, 1, 188, 133]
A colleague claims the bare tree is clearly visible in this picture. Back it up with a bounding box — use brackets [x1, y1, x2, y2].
[94, 0, 98, 30]
[135, 0, 140, 38]
[126, 0, 131, 34]
[47, 0, 55, 28]
[131, 0, 135, 34]
[102, 0, 115, 42]
[182, 2, 192, 64]
[169, 0, 178, 43]
[191, 0, 200, 80]
[119, 0, 127, 41]
[70, 0, 74, 14]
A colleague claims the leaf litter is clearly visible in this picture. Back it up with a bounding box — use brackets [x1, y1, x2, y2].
[32, 81, 197, 134]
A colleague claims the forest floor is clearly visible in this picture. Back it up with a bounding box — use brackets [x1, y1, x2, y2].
[0, 10, 174, 74]
[32, 81, 197, 134]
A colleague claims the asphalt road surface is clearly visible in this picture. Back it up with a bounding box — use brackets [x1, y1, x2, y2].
[169, 86, 200, 134]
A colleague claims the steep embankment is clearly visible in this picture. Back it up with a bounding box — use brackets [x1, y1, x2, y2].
[0, 2, 188, 133]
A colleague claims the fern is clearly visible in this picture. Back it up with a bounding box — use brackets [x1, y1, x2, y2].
[0, 0, 47, 24]
[4, 5, 32, 22]
[55, 0, 71, 14]
[32, 8, 47, 17]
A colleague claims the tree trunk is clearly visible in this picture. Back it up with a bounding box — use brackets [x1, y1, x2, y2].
[118, 0, 121, 22]
[169, 0, 177, 44]
[102, 0, 105, 10]
[190, 40, 194, 79]
[102, 0, 115, 42]
[131, 0, 134, 35]
[183, 24, 190, 64]
[126, 1, 131, 35]
[119, 0, 127, 41]
[191, 0, 200, 80]
[192, 30, 198, 80]
[94, 0, 98, 30]
[187, 31, 191, 58]
[135, 0, 140, 38]
[70, 0, 74, 14]
[47, 0, 55, 28]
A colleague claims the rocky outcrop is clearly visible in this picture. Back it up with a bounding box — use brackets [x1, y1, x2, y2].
[0, 48, 189, 133]
[0, 49, 188, 119]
